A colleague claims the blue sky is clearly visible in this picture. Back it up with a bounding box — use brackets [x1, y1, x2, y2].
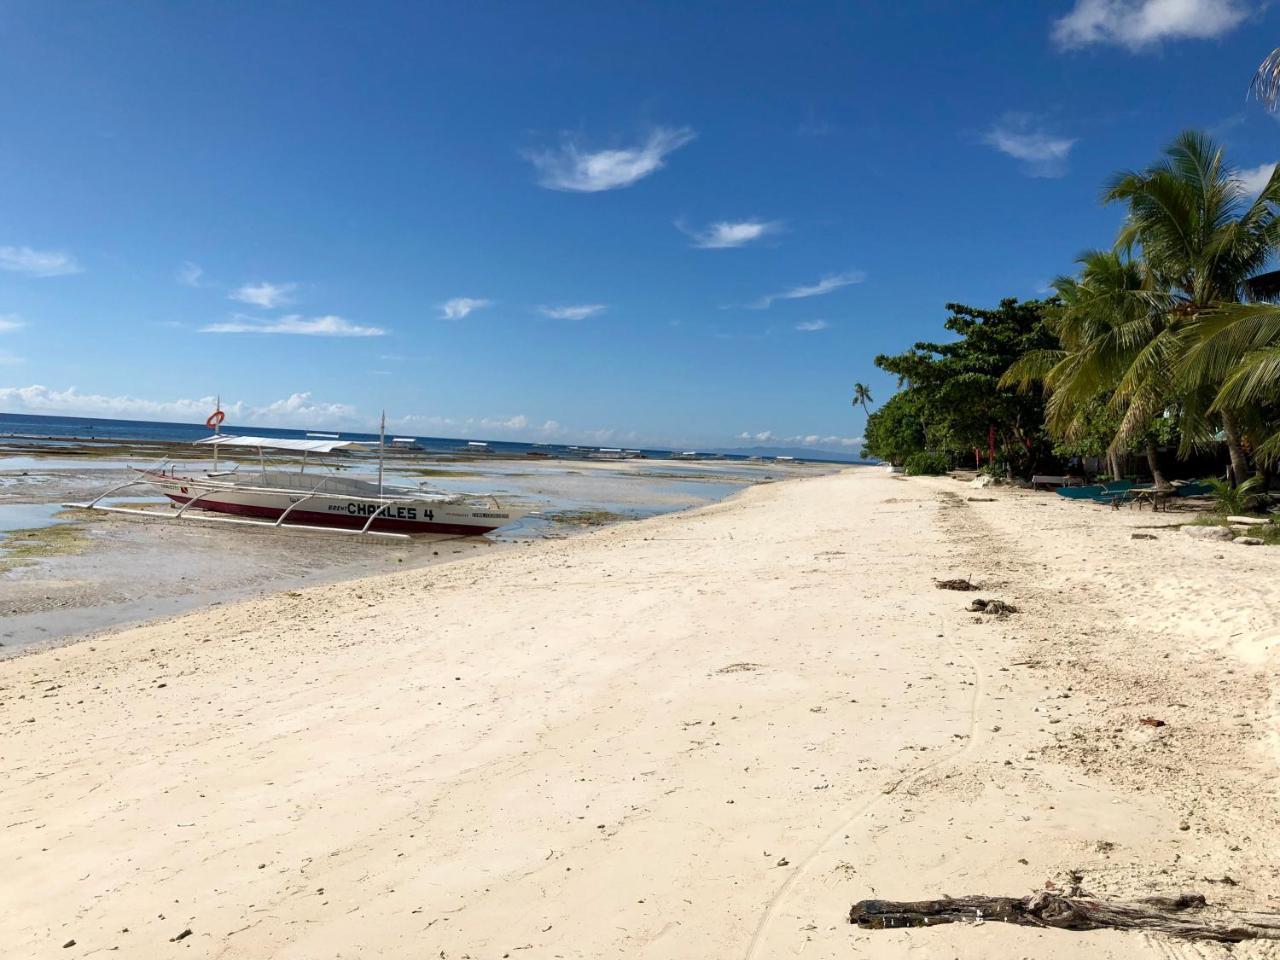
[0, 0, 1277, 452]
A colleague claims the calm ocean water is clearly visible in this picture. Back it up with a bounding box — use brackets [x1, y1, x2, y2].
[0, 412, 701, 461]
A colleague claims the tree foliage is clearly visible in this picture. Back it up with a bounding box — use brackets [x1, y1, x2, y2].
[861, 299, 1057, 476]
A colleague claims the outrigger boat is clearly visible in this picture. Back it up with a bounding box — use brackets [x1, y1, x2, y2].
[63, 410, 528, 539]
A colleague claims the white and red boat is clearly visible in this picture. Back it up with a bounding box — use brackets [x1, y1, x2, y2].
[66, 420, 528, 539]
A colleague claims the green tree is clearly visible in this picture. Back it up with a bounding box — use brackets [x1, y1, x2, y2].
[860, 389, 925, 465]
[872, 298, 1058, 477]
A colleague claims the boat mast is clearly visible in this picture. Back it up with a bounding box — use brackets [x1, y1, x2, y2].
[213, 395, 221, 473]
[378, 410, 385, 500]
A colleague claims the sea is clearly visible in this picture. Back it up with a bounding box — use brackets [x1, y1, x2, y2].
[0, 412, 850, 463]
[0, 412, 684, 461]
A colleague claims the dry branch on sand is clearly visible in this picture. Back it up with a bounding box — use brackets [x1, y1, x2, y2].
[848, 891, 1280, 942]
[966, 598, 1017, 616]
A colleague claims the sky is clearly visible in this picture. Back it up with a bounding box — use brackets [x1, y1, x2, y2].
[0, 0, 1278, 453]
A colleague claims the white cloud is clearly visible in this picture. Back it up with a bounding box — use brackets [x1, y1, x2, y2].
[0, 314, 26, 333]
[1053, 0, 1248, 50]
[751, 271, 865, 309]
[0, 386, 236, 423]
[0, 385, 367, 430]
[525, 126, 695, 192]
[0, 246, 81, 277]
[230, 281, 297, 309]
[538, 303, 607, 320]
[983, 115, 1077, 178]
[176, 261, 204, 287]
[201, 313, 385, 337]
[1238, 162, 1277, 196]
[480, 414, 528, 431]
[0, 385, 644, 446]
[439, 297, 492, 321]
[783, 433, 864, 448]
[737, 430, 775, 442]
[252, 392, 360, 427]
[796, 319, 830, 332]
[677, 218, 780, 249]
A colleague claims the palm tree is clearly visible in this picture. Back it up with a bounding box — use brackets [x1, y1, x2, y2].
[851, 382, 873, 415]
[1103, 131, 1280, 484]
[1251, 47, 1280, 111]
[1002, 250, 1169, 484]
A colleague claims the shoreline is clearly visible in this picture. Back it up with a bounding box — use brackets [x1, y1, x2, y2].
[2, 467, 1277, 958]
[1, 451, 818, 655]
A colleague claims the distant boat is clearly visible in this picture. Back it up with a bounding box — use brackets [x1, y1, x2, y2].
[389, 436, 422, 451]
[462, 440, 493, 454]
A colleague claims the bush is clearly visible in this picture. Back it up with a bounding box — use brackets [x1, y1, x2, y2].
[1205, 476, 1263, 516]
[905, 451, 949, 476]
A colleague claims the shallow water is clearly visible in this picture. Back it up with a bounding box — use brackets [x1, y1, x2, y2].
[0, 502, 67, 533]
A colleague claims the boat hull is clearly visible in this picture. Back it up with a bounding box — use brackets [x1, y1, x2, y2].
[144, 473, 519, 535]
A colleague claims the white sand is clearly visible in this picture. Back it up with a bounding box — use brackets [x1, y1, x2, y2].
[3, 468, 1278, 958]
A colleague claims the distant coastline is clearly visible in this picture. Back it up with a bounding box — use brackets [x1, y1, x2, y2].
[0, 411, 858, 465]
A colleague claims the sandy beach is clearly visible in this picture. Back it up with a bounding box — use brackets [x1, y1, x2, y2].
[3, 466, 1278, 958]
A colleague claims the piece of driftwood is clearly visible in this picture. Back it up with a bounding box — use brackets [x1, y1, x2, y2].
[849, 892, 1280, 942]
[934, 577, 978, 591]
[966, 598, 1017, 616]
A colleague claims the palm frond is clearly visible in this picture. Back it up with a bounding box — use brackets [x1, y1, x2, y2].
[1250, 48, 1280, 112]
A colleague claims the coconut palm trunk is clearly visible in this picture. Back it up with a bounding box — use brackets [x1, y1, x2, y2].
[1144, 441, 1168, 488]
[1217, 409, 1251, 485]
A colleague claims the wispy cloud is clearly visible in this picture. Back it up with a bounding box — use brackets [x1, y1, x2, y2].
[525, 126, 696, 192]
[0, 245, 81, 277]
[787, 433, 864, 448]
[1238, 162, 1277, 197]
[795, 319, 830, 332]
[796, 113, 836, 137]
[230, 281, 297, 309]
[750, 271, 865, 310]
[439, 297, 492, 321]
[1052, 0, 1248, 50]
[0, 314, 26, 333]
[538, 303, 607, 320]
[737, 430, 863, 449]
[677, 218, 780, 249]
[201, 314, 385, 337]
[176, 261, 204, 287]
[983, 114, 1077, 178]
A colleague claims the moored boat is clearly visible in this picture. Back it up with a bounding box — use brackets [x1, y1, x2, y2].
[141, 465, 521, 535]
[64, 412, 529, 538]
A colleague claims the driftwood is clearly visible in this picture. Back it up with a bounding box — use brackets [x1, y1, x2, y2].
[966, 598, 1017, 616]
[849, 892, 1280, 942]
[934, 577, 978, 591]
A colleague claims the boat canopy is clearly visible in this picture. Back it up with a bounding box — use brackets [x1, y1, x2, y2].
[195, 434, 365, 453]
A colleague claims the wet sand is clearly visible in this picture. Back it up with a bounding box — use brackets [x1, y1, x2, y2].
[2, 468, 1277, 958]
